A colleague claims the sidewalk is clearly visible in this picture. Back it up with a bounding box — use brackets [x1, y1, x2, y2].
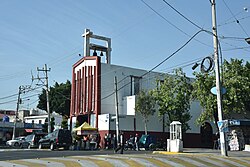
[153, 148, 250, 157]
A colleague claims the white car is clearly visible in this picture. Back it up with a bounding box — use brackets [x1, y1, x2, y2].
[6, 136, 26, 147]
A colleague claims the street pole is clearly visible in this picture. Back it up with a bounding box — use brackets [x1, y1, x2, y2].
[44, 64, 51, 133]
[211, 0, 228, 156]
[12, 86, 21, 140]
[114, 76, 120, 143]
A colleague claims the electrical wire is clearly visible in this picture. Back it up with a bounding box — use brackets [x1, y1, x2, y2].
[141, 30, 204, 77]
[0, 93, 18, 100]
[222, 0, 249, 36]
[162, 0, 203, 30]
[101, 30, 205, 101]
[218, 15, 250, 27]
[140, 0, 212, 48]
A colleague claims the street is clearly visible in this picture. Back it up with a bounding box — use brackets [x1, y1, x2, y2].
[0, 149, 148, 161]
[0, 148, 249, 166]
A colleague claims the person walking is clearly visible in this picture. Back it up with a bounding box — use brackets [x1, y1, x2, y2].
[115, 132, 124, 154]
[134, 133, 140, 151]
[111, 134, 117, 152]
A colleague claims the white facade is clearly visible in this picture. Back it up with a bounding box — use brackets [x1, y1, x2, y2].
[24, 111, 63, 130]
[70, 57, 217, 148]
[98, 63, 217, 134]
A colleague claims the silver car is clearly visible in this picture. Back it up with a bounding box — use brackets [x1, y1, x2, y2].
[6, 136, 26, 147]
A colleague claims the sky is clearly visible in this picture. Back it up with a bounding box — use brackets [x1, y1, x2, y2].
[0, 0, 249, 110]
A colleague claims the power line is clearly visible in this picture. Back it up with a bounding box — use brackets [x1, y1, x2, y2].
[101, 30, 205, 101]
[141, 30, 204, 77]
[140, 0, 212, 48]
[162, 0, 203, 30]
[0, 93, 18, 100]
[222, 0, 249, 36]
[218, 15, 250, 27]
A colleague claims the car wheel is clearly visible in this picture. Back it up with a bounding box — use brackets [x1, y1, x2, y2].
[64, 146, 69, 150]
[50, 143, 54, 150]
[149, 143, 156, 151]
[14, 142, 19, 147]
[38, 143, 42, 149]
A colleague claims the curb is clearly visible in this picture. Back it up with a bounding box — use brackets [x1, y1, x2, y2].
[152, 151, 217, 157]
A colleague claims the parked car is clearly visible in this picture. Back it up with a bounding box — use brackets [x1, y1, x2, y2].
[6, 136, 26, 147]
[139, 134, 156, 150]
[38, 129, 72, 150]
[20, 133, 47, 149]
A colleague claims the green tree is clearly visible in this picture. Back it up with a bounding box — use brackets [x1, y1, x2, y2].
[192, 59, 250, 126]
[135, 90, 156, 135]
[153, 68, 192, 132]
[37, 80, 71, 117]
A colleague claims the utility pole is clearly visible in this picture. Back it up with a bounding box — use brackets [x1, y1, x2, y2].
[12, 85, 31, 140]
[114, 76, 120, 143]
[35, 64, 51, 133]
[211, 0, 228, 156]
[12, 86, 21, 140]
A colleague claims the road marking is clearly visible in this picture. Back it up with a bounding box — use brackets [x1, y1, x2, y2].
[0, 161, 27, 167]
[94, 155, 145, 167]
[72, 156, 113, 167]
[66, 157, 99, 167]
[8, 160, 46, 167]
[167, 157, 196, 167]
[155, 157, 185, 167]
[197, 157, 225, 167]
[44, 158, 83, 167]
[207, 157, 239, 167]
[177, 156, 209, 167]
[24, 159, 65, 167]
[226, 157, 250, 167]
[144, 157, 173, 167]
[129, 157, 158, 166]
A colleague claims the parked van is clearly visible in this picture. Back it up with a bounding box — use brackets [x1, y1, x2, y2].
[38, 129, 72, 150]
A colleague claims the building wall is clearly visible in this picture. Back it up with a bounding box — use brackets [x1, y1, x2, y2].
[70, 56, 101, 128]
[70, 56, 217, 148]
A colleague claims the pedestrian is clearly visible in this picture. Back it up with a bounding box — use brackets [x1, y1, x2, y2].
[115, 132, 124, 154]
[134, 133, 140, 151]
[104, 133, 108, 149]
[111, 134, 117, 152]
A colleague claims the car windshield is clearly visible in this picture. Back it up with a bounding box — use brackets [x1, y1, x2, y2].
[15, 137, 24, 140]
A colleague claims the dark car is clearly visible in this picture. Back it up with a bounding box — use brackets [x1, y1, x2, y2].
[38, 129, 72, 150]
[139, 134, 156, 150]
[21, 133, 47, 149]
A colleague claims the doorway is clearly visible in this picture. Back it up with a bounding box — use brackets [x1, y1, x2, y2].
[200, 122, 213, 148]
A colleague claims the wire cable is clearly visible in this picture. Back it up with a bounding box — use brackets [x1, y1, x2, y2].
[222, 0, 249, 36]
[140, 0, 212, 48]
[162, 0, 203, 30]
[141, 30, 204, 77]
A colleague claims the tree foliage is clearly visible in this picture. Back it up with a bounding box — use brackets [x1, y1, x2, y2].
[192, 59, 250, 125]
[37, 80, 71, 117]
[153, 68, 192, 132]
[135, 90, 156, 135]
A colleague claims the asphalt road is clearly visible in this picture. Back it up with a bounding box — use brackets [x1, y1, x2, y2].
[0, 149, 152, 161]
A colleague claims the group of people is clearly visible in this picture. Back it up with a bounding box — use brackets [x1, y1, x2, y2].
[75, 134, 100, 150]
[104, 133, 140, 154]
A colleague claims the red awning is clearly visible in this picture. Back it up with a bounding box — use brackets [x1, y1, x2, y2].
[25, 129, 42, 133]
[25, 129, 33, 133]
